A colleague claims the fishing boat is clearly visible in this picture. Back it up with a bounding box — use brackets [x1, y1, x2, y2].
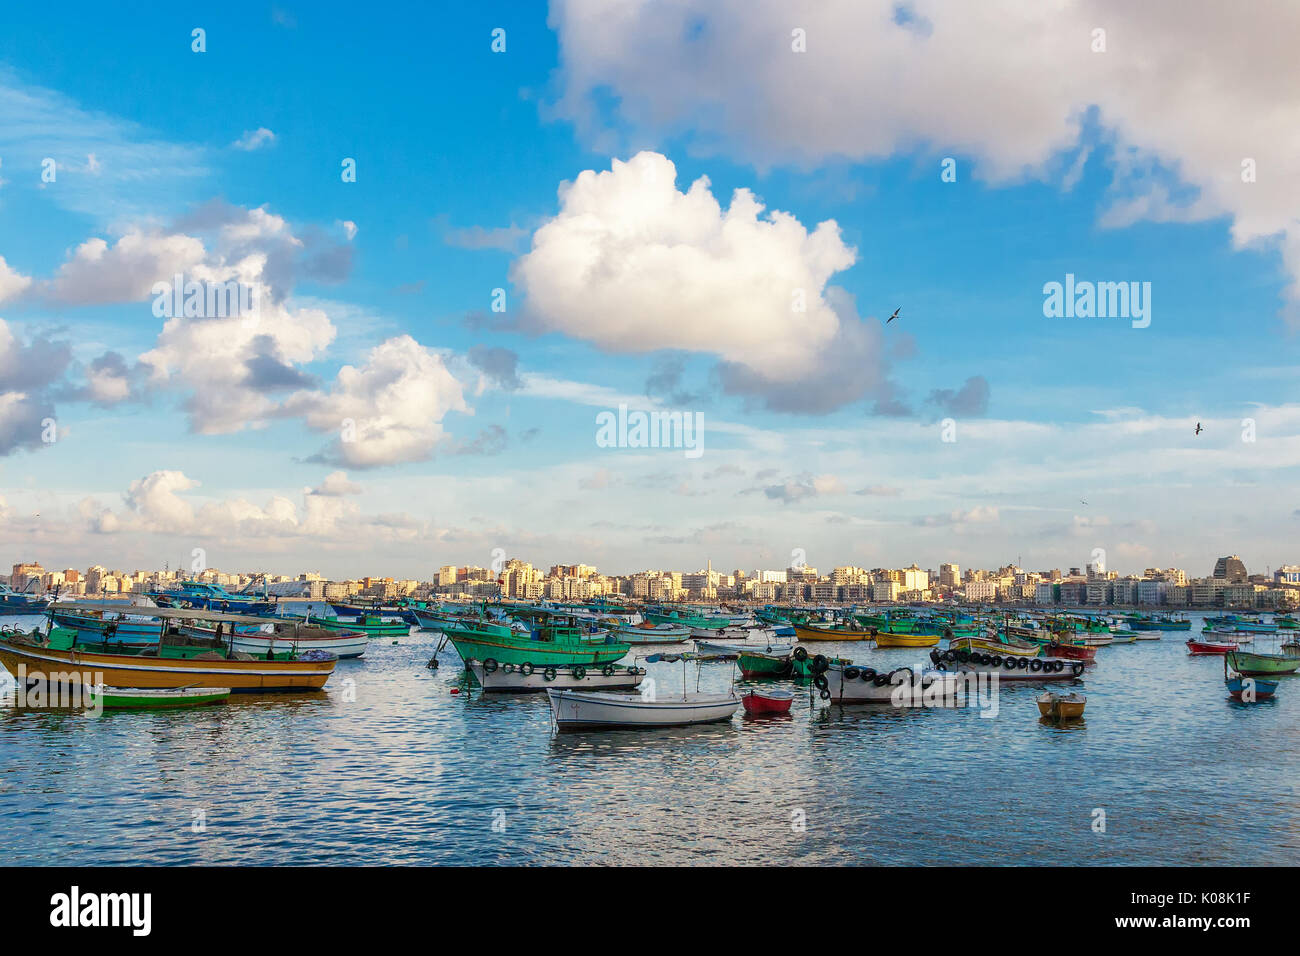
[695, 637, 793, 657]
[291, 613, 409, 638]
[737, 647, 796, 678]
[936, 647, 1087, 681]
[1037, 691, 1086, 720]
[547, 687, 740, 730]
[88, 685, 232, 709]
[948, 634, 1041, 658]
[1226, 676, 1279, 701]
[1224, 648, 1300, 676]
[179, 619, 369, 659]
[1187, 637, 1238, 655]
[741, 689, 794, 715]
[872, 630, 941, 648]
[603, 620, 691, 644]
[817, 661, 964, 703]
[442, 610, 630, 668]
[791, 620, 874, 642]
[146, 580, 276, 615]
[1200, 627, 1254, 644]
[465, 658, 645, 692]
[0, 583, 51, 615]
[51, 607, 165, 644]
[1, 605, 338, 691]
[644, 608, 730, 636]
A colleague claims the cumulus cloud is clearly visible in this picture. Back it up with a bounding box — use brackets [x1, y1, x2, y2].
[760, 473, 844, 503]
[513, 151, 896, 412]
[550, 0, 1300, 323]
[307, 471, 362, 496]
[286, 334, 469, 468]
[0, 255, 32, 303]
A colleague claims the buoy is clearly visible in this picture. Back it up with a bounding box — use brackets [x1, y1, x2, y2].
[450, 687, 460, 695]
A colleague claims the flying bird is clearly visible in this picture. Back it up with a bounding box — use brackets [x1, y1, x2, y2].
[886, 308, 900, 323]
[1080, 499, 1088, 506]
[1195, 422, 1202, 435]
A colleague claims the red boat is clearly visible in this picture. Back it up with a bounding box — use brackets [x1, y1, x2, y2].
[1046, 640, 1098, 662]
[1187, 638, 1238, 655]
[741, 689, 794, 716]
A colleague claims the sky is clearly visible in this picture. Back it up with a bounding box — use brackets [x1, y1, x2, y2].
[1, 0, 1299, 580]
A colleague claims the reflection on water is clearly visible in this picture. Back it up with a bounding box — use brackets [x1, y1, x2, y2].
[1, 613, 1298, 864]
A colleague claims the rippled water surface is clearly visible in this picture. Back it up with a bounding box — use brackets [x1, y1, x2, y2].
[2, 613, 1297, 865]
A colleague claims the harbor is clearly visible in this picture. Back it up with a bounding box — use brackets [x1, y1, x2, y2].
[1, 604, 1297, 866]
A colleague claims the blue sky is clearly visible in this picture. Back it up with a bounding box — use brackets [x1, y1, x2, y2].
[1, 1, 1298, 579]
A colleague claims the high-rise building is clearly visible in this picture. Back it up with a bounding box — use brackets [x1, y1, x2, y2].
[939, 563, 959, 588]
[1212, 556, 1248, 583]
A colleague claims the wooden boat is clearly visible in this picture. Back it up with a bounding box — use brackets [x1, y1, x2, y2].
[872, 630, 940, 648]
[88, 685, 231, 709]
[1187, 638, 1238, 655]
[2, 606, 338, 691]
[180, 620, 369, 659]
[604, 620, 691, 644]
[299, 613, 409, 638]
[949, 635, 1041, 658]
[1226, 675, 1279, 701]
[944, 650, 1086, 681]
[741, 689, 794, 715]
[1225, 649, 1300, 676]
[1042, 639, 1097, 663]
[695, 639, 794, 658]
[51, 608, 164, 644]
[820, 662, 964, 703]
[791, 621, 874, 642]
[547, 688, 740, 730]
[1037, 691, 1086, 720]
[465, 658, 645, 692]
[444, 610, 630, 668]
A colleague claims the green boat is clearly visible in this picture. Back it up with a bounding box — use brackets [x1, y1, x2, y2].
[309, 614, 410, 637]
[1226, 648, 1300, 677]
[645, 609, 728, 631]
[89, 685, 232, 709]
[737, 649, 794, 677]
[444, 611, 630, 667]
[853, 610, 918, 633]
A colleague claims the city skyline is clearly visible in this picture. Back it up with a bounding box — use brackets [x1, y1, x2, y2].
[2, 5, 1299, 577]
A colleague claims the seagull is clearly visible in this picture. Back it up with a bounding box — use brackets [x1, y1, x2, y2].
[1195, 422, 1202, 435]
[1080, 499, 1088, 506]
[886, 308, 900, 323]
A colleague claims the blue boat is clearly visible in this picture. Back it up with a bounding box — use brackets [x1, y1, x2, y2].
[0, 584, 49, 615]
[1226, 675, 1279, 701]
[50, 609, 164, 644]
[146, 581, 276, 615]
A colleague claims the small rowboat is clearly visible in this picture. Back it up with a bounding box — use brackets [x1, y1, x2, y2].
[1187, 638, 1238, 655]
[696, 640, 794, 658]
[88, 685, 231, 709]
[1225, 649, 1300, 677]
[1044, 641, 1098, 662]
[1226, 676, 1279, 702]
[872, 631, 940, 648]
[547, 688, 740, 730]
[1037, 691, 1086, 720]
[741, 689, 794, 715]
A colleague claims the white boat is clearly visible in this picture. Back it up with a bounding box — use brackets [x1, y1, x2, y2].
[821, 663, 963, 703]
[605, 621, 691, 644]
[466, 659, 645, 692]
[695, 640, 795, 658]
[547, 688, 740, 730]
[230, 630, 369, 659]
[956, 656, 1086, 681]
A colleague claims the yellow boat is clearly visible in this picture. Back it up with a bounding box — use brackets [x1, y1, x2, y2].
[791, 622, 874, 642]
[872, 631, 940, 648]
[949, 635, 1041, 658]
[1037, 692, 1086, 720]
[1, 604, 338, 692]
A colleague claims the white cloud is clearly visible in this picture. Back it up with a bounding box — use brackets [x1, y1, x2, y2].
[44, 231, 206, 305]
[0, 254, 32, 303]
[514, 151, 892, 411]
[551, 0, 1300, 322]
[284, 335, 469, 468]
[232, 127, 277, 151]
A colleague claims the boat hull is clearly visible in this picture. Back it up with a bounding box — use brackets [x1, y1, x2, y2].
[90, 686, 232, 709]
[742, 690, 794, 715]
[466, 659, 645, 692]
[792, 623, 873, 642]
[547, 688, 740, 730]
[447, 633, 629, 667]
[0, 638, 335, 692]
[1187, 639, 1238, 655]
[822, 665, 963, 703]
[1226, 676, 1279, 700]
[873, 632, 940, 648]
[1225, 650, 1300, 676]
